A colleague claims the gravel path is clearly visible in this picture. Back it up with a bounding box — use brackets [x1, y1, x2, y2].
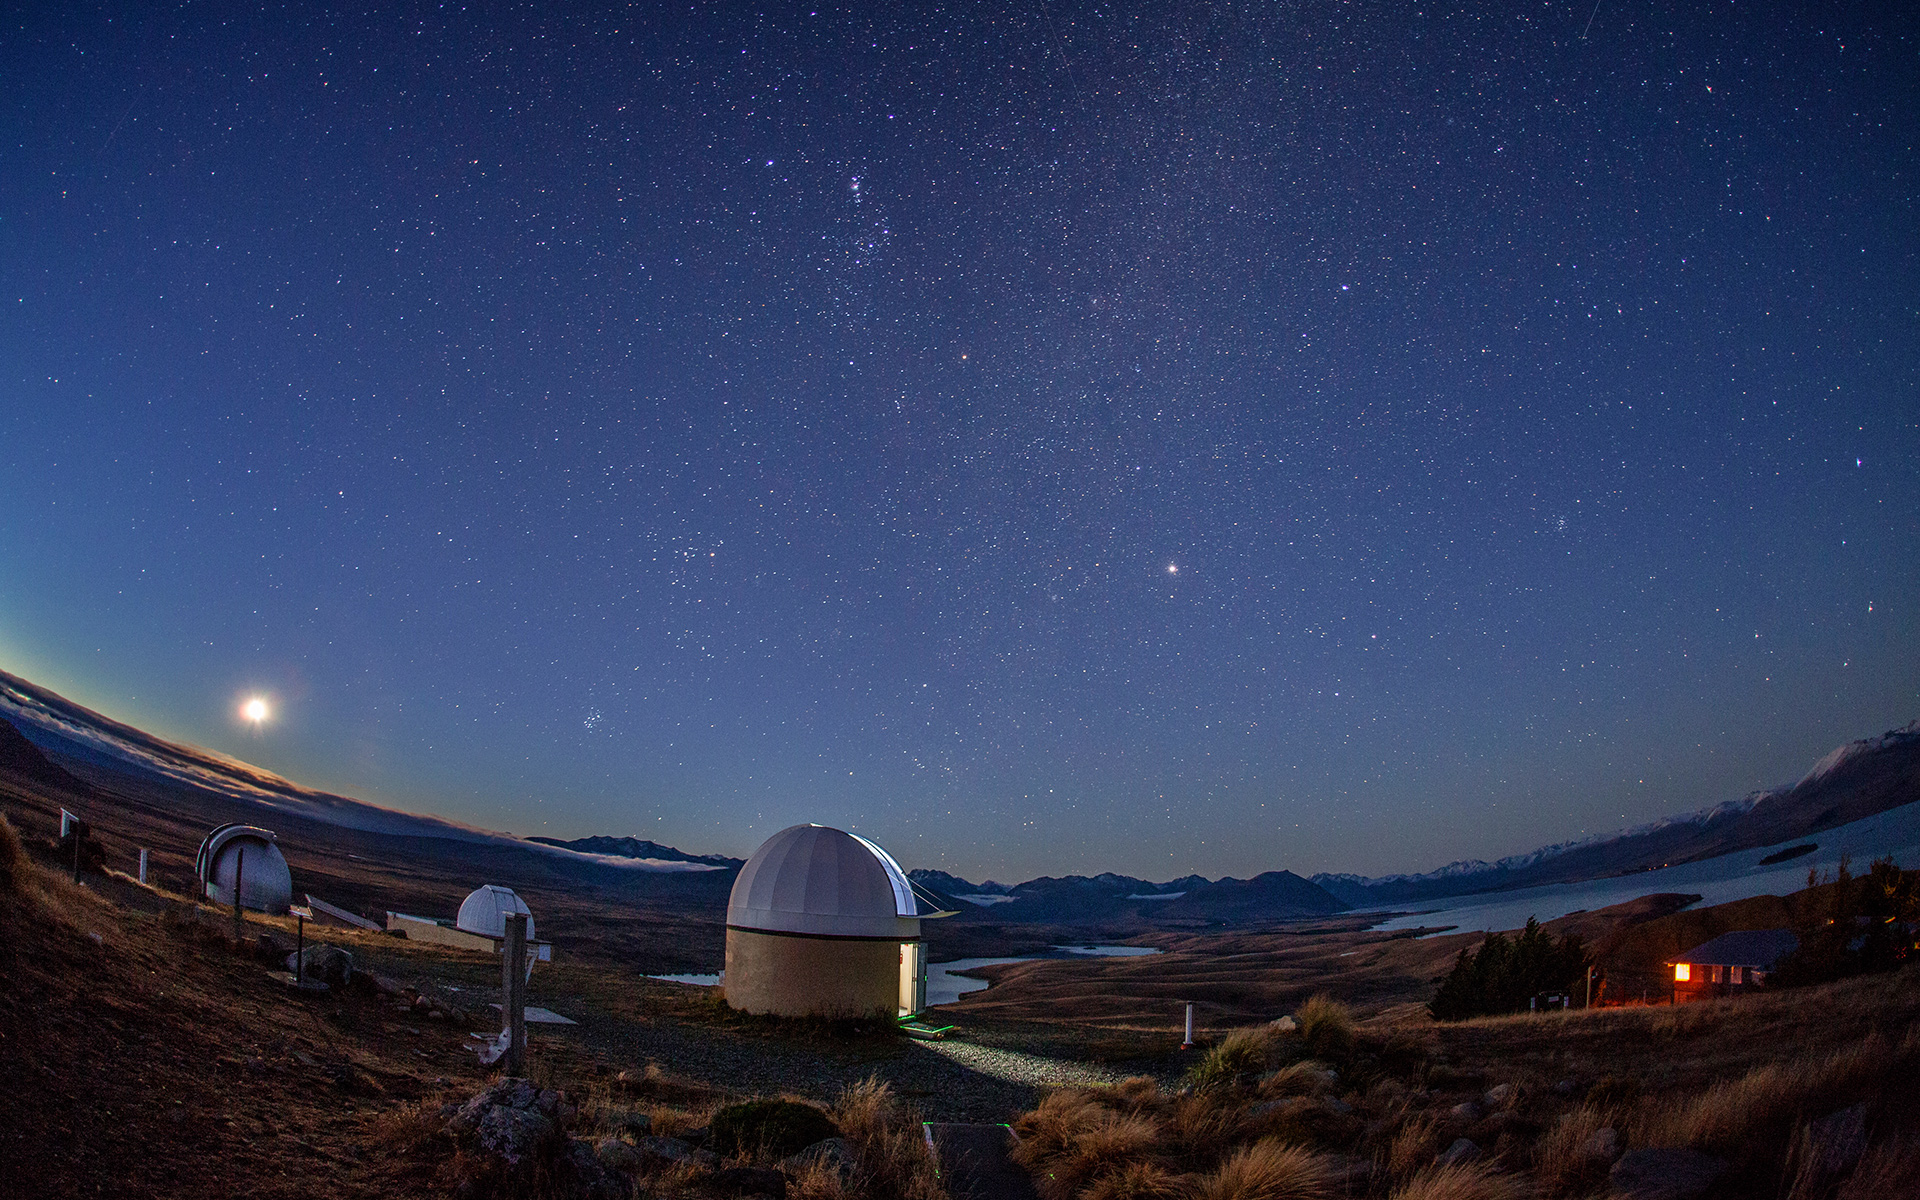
[915, 1040, 1131, 1089]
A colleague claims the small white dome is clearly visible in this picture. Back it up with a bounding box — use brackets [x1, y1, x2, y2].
[727, 824, 919, 939]
[457, 884, 534, 940]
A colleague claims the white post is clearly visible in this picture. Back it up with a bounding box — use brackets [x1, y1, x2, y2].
[138, 848, 149, 885]
[60, 809, 75, 839]
[1181, 1002, 1195, 1049]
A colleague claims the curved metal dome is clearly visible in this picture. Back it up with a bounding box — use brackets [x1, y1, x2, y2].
[456, 884, 534, 941]
[194, 823, 293, 913]
[727, 824, 919, 939]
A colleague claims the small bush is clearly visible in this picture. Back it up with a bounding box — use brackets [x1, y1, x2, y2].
[710, 1097, 838, 1159]
[1189, 1138, 1331, 1200]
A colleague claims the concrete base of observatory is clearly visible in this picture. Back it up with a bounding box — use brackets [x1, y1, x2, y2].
[724, 926, 909, 1019]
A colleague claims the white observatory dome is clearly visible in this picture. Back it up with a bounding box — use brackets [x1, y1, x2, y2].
[194, 824, 293, 914]
[727, 824, 919, 939]
[456, 884, 534, 941]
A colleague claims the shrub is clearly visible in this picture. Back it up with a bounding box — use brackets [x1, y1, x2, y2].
[1189, 1138, 1331, 1200]
[1082, 1161, 1187, 1200]
[1429, 918, 1590, 1021]
[1774, 856, 1919, 986]
[710, 1098, 838, 1159]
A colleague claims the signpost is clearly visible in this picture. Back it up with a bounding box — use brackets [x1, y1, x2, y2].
[289, 904, 313, 980]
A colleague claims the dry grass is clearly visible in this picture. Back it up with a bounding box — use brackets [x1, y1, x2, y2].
[1835, 1134, 1920, 1200]
[1640, 1030, 1917, 1156]
[1389, 1162, 1531, 1200]
[1384, 1114, 1443, 1182]
[1012, 1089, 1166, 1200]
[1081, 1161, 1189, 1200]
[1529, 1106, 1615, 1197]
[826, 1076, 946, 1200]
[1189, 1139, 1332, 1200]
[0, 811, 24, 896]
[1295, 994, 1355, 1059]
[1258, 1060, 1336, 1099]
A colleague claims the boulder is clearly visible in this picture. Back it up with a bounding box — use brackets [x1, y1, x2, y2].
[1448, 1100, 1483, 1122]
[561, 1137, 633, 1200]
[595, 1136, 642, 1173]
[286, 944, 354, 988]
[1435, 1138, 1481, 1167]
[780, 1136, 859, 1180]
[1609, 1147, 1728, 1200]
[447, 1079, 567, 1166]
[602, 1107, 653, 1138]
[1581, 1126, 1622, 1164]
[632, 1135, 719, 1170]
[1482, 1083, 1514, 1108]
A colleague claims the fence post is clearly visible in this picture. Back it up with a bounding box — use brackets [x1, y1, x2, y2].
[138, 848, 149, 886]
[1181, 1001, 1195, 1050]
[503, 912, 528, 1076]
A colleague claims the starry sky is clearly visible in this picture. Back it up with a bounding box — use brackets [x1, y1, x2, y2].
[2, 1, 1916, 883]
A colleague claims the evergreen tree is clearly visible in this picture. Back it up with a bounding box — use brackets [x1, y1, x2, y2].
[1429, 917, 1590, 1021]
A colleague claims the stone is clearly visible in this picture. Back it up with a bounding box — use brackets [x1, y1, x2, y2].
[564, 1137, 634, 1200]
[603, 1107, 653, 1138]
[1552, 1078, 1580, 1096]
[596, 1136, 642, 1173]
[286, 944, 354, 988]
[476, 1104, 556, 1166]
[1269, 1015, 1298, 1033]
[1580, 1126, 1622, 1164]
[1609, 1147, 1728, 1200]
[1323, 1096, 1353, 1116]
[711, 1165, 788, 1197]
[780, 1136, 859, 1180]
[1482, 1083, 1514, 1108]
[632, 1135, 719, 1170]
[1435, 1138, 1481, 1167]
[1448, 1100, 1483, 1122]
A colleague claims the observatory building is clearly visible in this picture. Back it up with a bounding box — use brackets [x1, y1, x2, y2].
[724, 823, 940, 1019]
[385, 884, 553, 964]
[195, 823, 293, 914]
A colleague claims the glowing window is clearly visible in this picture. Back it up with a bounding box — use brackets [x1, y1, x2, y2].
[1674, 963, 1690, 982]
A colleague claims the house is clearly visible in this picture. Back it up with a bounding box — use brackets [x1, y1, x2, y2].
[1667, 929, 1798, 1001]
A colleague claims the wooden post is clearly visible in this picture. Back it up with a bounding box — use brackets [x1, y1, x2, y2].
[138, 848, 149, 886]
[232, 846, 246, 941]
[503, 912, 528, 1076]
[294, 912, 306, 980]
[72, 820, 83, 884]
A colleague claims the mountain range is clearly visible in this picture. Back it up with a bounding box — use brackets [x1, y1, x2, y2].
[3, 666, 1915, 926]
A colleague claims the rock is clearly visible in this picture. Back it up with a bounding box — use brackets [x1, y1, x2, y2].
[596, 1136, 642, 1173]
[1435, 1138, 1481, 1167]
[1609, 1147, 1728, 1200]
[1581, 1126, 1622, 1164]
[476, 1104, 556, 1166]
[1270, 1015, 1298, 1032]
[632, 1135, 718, 1170]
[1448, 1100, 1483, 1122]
[563, 1137, 634, 1200]
[603, 1107, 653, 1138]
[711, 1166, 788, 1197]
[780, 1136, 859, 1180]
[1323, 1096, 1353, 1116]
[1552, 1078, 1580, 1096]
[1482, 1083, 1514, 1108]
[286, 944, 354, 988]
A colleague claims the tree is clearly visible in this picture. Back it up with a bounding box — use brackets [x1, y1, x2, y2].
[1429, 917, 1591, 1021]
[1772, 856, 1918, 987]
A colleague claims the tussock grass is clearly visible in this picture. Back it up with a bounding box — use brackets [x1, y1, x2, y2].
[1835, 1134, 1920, 1200]
[1529, 1105, 1615, 1197]
[1013, 1090, 1165, 1200]
[1189, 1024, 1277, 1090]
[826, 1076, 945, 1200]
[1389, 1162, 1530, 1200]
[1189, 1139, 1331, 1200]
[1259, 1060, 1336, 1099]
[1641, 1030, 1918, 1156]
[0, 812, 24, 896]
[1384, 1114, 1443, 1182]
[1081, 1161, 1188, 1200]
[1295, 994, 1355, 1060]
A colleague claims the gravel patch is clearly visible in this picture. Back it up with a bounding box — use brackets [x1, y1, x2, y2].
[917, 1040, 1130, 1089]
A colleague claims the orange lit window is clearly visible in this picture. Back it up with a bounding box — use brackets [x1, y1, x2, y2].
[1674, 963, 1690, 982]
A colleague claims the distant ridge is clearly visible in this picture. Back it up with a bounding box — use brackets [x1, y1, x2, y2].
[906, 866, 1347, 924]
[526, 835, 742, 869]
[1312, 720, 1920, 907]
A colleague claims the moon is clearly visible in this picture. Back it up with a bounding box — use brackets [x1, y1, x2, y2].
[241, 696, 270, 725]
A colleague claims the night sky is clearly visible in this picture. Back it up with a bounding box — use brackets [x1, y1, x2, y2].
[2, 2, 1915, 882]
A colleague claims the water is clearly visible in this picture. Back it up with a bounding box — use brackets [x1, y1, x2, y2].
[647, 973, 720, 986]
[927, 945, 1163, 1006]
[1363, 800, 1920, 936]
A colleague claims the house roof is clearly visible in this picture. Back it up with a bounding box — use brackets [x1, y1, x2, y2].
[1668, 928, 1799, 970]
